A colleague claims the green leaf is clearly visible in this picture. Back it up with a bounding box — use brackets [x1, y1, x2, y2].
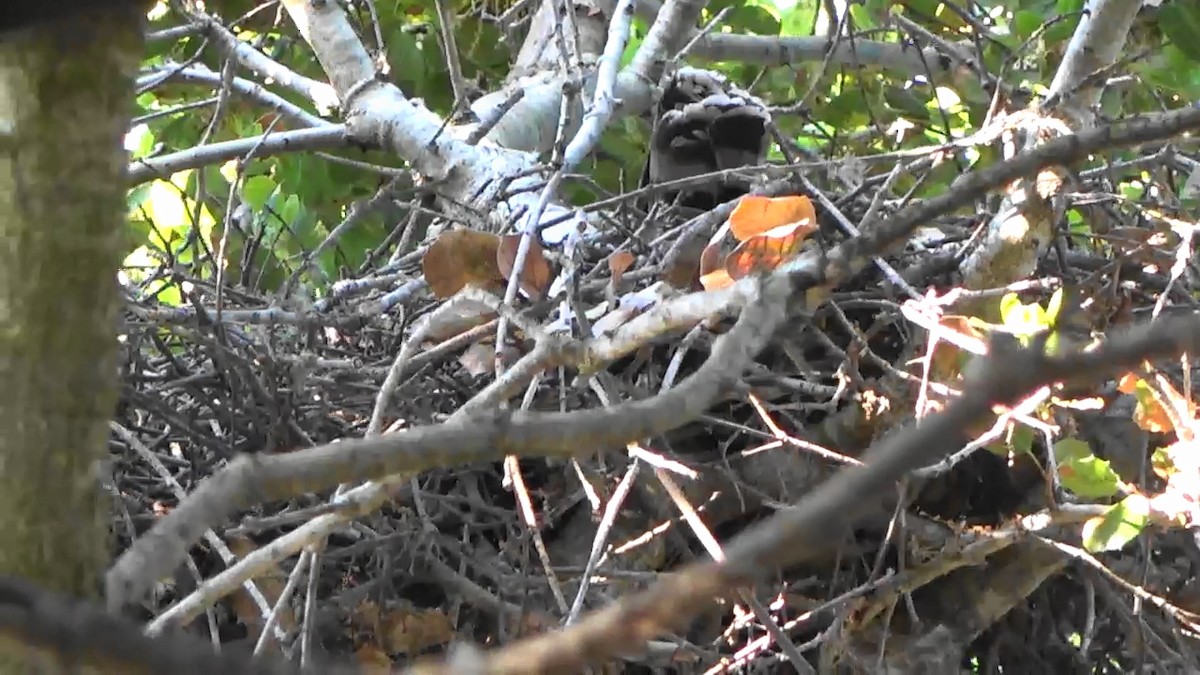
[125, 219, 155, 250]
[241, 176, 277, 210]
[1160, 3, 1200, 62]
[146, 279, 183, 307]
[728, 3, 781, 36]
[1011, 424, 1035, 456]
[1055, 438, 1122, 499]
[780, 3, 817, 37]
[825, 91, 873, 128]
[1012, 9, 1043, 41]
[1045, 287, 1065, 325]
[280, 193, 303, 226]
[1045, 0, 1082, 43]
[902, 0, 942, 18]
[126, 123, 158, 159]
[388, 29, 429, 91]
[1053, 437, 1091, 462]
[126, 183, 154, 211]
[847, 2, 875, 30]
[1082, 495, 1151, 553]
[998, 292, 1024, 327]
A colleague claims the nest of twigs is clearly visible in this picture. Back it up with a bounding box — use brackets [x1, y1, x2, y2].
[110, 142, 1200, 673]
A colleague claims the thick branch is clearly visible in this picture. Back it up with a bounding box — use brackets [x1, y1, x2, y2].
[0, 575, 339, 674]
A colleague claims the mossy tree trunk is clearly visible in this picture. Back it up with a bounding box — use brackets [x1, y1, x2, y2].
[0, 2, 144, 660]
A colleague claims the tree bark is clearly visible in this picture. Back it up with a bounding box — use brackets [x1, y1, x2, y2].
[0, 5, 144, 669]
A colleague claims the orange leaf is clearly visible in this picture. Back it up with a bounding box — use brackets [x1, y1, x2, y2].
[354, 644, 393, 674]
[1117, 373, 1142, 395]
[700, 268, 735, 290]
[698, 241, 724, 277]
[608, 250, 635, 286]
[724, 221, 816, 279]
[498, 234, 553, 300]
[1118, 372, 1178, 433]
[421, 230, 504, 298]
[1133, 398, 1174, 434]
[728, 195, 816, 242]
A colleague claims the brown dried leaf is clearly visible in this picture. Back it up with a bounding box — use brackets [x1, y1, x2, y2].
[607, 250, 635, 286]
[497, 234, 553, 300]
[381, 607, 455, 655]
[354, 644, 393, 674]
[698, 241, 723, 278]
[421, 229, 504, 298]
[660, 235, 708, 290]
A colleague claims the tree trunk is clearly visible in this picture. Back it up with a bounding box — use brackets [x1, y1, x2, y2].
[0, 6, 144, 669]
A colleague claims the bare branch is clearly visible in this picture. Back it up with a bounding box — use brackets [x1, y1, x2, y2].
[137, 63, 328, 129]
[444, 310, 1200, 674]
[105, 276, 789, 610]
[126, 125, 350, 185]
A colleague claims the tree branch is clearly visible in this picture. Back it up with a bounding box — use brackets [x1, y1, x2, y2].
[437, 311, 1200, 674]
[106, 275, 789, 610]
[0, 574, 340, 674]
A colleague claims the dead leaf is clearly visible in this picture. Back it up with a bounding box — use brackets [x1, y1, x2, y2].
[421, 229, 504, 298]
[700, 268, 735, 290]
[660, 235, 707, 290]
[1118, 373, 1176, 434]
[607, 250, 635, 286]
[458, 341, 495, 376]
[728, 195, 816, 242]
[354, 644, 393, 674]
[698, 241, 723, 277]
[380, 607, 455, 655]
[497, 234, 553, 300]
[1107, 226, 1176, 269]
[927, 315, 986, 381]
[724, 221, 817, 279]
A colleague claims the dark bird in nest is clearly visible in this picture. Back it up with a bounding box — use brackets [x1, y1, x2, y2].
[642, 68, 772, 213]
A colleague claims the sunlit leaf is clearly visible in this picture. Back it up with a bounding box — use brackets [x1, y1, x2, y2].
[1055, 438, 1122, 499]
[1117, 373, 1174, 433]
[700, 268, 736, 291]
[728, 195, 816, 242]
[724, 221, 816, 279]
[1082, 494, 1151, 552]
